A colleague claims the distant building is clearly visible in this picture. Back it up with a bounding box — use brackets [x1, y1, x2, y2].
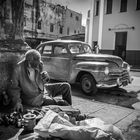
[81, 25, 86, 34]
[61, 33, 85, 42]
[60, 8, 85, 42]
[24, 0, 83, 48]
[62, 8, 82, 36]
[86, 0, 140, 66]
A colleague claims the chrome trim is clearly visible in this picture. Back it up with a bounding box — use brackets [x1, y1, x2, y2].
[98, 69, 131, 87]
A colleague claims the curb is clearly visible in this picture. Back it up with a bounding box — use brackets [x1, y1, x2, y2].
[130, 65, 140, 72]
[130, 69, 140, 72]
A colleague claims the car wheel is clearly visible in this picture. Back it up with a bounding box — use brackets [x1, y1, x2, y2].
[80, 74, 97, 95]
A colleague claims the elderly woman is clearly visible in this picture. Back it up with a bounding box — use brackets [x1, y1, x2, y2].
[8, 49, 72, 112]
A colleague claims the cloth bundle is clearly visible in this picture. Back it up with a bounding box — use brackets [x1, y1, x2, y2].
[34, 110, 125, 140]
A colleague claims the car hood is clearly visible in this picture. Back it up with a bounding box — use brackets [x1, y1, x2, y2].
[74, 53, 123, 67]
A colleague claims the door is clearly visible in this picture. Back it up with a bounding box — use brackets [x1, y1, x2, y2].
[114, 32, 127, 60]
[40, 43, 71, 81]
[40, 43, 54, 77]
[51, 44, 71, 81]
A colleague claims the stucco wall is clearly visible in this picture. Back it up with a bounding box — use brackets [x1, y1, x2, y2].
[91, 0, 140, 51]
[90, 0, 140, 65]
[102, 10, 140, 51]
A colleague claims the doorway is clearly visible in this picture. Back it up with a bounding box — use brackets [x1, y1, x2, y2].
[114, 32, 127, 60]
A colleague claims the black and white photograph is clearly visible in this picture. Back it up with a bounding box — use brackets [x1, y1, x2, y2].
[0, 0, 140, 139]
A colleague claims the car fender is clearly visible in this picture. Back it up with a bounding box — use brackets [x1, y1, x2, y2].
[70, 61, 109, 83]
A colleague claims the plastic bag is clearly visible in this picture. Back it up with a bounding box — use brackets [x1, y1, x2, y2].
[34, 110, 124, 140]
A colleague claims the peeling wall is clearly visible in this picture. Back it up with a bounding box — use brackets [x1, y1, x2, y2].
[0, 0, 26, 94]
[0, 51, 25, 92]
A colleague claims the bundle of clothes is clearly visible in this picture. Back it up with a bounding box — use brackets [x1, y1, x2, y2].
[0, 105, 125, 140]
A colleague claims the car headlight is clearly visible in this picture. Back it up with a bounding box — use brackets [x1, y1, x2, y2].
[104, 67, 109, 75]
[122, 62, 130, 72]
[127, 64, 130, 72]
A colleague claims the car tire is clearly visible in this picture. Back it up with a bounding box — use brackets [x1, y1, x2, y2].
[80, 73, 97, 95]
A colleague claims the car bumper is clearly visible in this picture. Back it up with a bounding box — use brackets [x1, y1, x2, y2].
[97, 70, 133, 88]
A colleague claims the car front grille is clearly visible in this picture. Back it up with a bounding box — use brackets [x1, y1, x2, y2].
[103, 69, 130, 86]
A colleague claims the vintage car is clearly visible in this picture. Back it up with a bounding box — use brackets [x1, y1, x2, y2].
[36, 40, 132, 95]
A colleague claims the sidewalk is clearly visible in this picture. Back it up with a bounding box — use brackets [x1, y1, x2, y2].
[0, 96, 140, 140]
[72, 96, 140, 132]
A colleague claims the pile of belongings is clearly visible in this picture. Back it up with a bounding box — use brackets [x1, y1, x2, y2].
[20, 105, 125, 140]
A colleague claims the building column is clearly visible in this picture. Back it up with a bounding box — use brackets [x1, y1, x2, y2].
[98, 0, 104, 49]
[88, 0, 95, 47]
[85, 18, 89, 43]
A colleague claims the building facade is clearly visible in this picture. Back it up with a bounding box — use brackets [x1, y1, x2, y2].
[24, 0, 83, 48]
[62, 8, 82, 36]
[86, 0, 140, 66]
[0, 0, 27, 92]
[0, 0, 24, 40]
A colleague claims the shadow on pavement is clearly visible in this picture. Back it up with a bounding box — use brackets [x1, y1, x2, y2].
[71, 84, 139, 109]
[71, 84, 140, 140]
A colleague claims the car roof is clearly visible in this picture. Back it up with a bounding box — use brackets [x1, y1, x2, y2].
[40, 39, 86, 45]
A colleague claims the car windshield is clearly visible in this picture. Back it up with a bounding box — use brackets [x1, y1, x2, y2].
[68, 43, 92, 54]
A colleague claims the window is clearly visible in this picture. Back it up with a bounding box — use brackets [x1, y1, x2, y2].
[59, 26, 63, 34]
[82, 44, 92, 54]
[136, 0, 140, 10]
[38, 46, 43, 54]
[50, 23, 54, 32]
[75, 16, 79, 21]
[70, 13, 73, 17]
[106, 0, 113, 14]
[67, 27, 69, 35]
[24, 16, 26, 26]
[69, 44, 80, 53]
[74, 30, 76, 34]
[43, 44, 52, 55]
[95, 0, 99, 16]
[31, 10, 34, 19]
[54, 45, 67, 54]
[68, 43, 92, 54]
[120, 0, 127, 12]
[38, 20, 42, 29]
[88, 10, 90, 17]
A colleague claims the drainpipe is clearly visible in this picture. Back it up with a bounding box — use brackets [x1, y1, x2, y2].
[98, 0, 104, 50]
[88, 0, 95, 48]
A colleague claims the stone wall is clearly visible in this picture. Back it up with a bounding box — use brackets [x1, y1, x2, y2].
[0, 51, 25, 93]
[0, 39, 30, 95]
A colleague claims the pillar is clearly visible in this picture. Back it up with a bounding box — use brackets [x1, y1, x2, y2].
[88, 0, 95, 47]
[98, 0, 104, 49]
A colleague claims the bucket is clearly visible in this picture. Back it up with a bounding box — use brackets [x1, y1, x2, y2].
[23, 112, 36, 132]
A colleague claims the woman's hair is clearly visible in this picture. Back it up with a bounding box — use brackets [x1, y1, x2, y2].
[25, 49, 41, 62]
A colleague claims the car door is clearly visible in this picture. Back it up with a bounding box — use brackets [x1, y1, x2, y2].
[51, 43, 71, 81]
[38, 43, 55, 78]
